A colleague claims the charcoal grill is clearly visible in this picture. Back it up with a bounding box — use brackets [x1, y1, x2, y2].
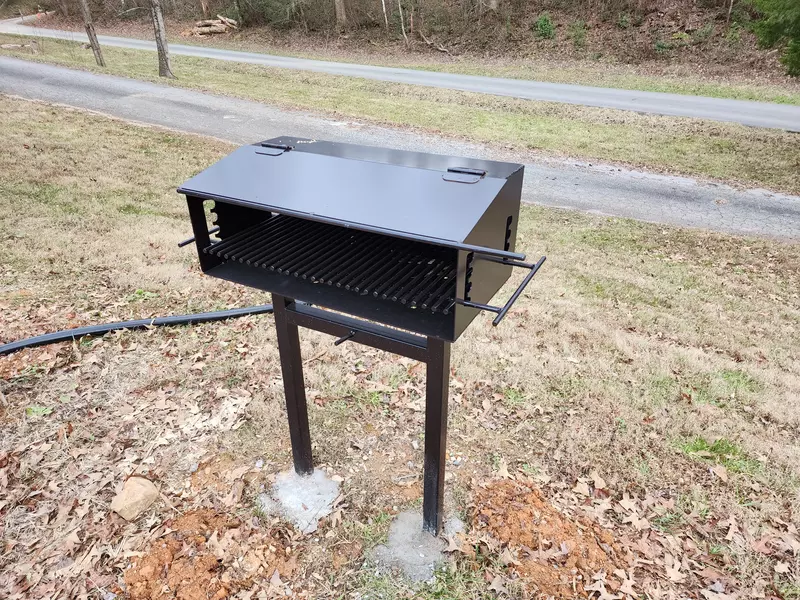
[179, 137, 545, 534]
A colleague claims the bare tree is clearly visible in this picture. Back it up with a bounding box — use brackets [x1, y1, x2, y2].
[380, 0, 389, 30]
[333, 0, 347, 29]
[397, 0, 408, 45]
[78, 0, 105, 67]
[149, 0, 175, 78]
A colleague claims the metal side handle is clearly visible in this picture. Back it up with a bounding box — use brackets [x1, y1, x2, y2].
[456, 256, 546, 325]
[178, 226, 220, 248]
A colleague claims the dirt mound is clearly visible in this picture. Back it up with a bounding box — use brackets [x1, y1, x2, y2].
[124, 509, 297, 600]
[472, 481, 629, 598]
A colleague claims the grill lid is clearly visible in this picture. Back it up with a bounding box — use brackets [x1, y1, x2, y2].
[177, 142, 519, 250]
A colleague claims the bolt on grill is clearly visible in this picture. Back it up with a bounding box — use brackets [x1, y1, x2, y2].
[179, 137, 546, 535]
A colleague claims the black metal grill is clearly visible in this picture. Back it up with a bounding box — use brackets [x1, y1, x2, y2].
[202, 214, 458, 314]
[179, 136, 546, 536]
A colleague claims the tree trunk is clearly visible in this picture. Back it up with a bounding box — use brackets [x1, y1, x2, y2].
[397, 0, 408, 45]
[333, 0, 347, 29]
[232, 0, 244, 25]
[57, 0, 69, 17]
[78, 0, 105, 67]
[149, 0, 175, 78]
[380, 0, 388, 30]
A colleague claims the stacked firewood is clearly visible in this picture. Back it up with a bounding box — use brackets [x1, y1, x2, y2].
[184, 15, 238, 36]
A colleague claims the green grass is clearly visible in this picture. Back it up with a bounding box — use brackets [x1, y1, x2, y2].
[679, 437, 762, 474]
[2, 33, 800, 194]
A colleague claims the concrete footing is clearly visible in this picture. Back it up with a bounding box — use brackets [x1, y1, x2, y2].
[256, 468, 340, 534]
[370, 510, 465, 583]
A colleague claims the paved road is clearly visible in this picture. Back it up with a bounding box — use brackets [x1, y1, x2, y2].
[2, 17, 800, 131]
[1, 57, 798, 240]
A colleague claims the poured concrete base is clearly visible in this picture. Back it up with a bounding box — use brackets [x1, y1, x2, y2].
[256, 468, 340, 534]
[370, 511, 465, 583]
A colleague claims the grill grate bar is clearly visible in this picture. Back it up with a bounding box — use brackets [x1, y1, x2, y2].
[304, 237, 368, 282]
[411, 267, 456, 308]
[203, 219, 271, 257]
[211, 215, 458, 314]
[397, 260, 446, 304]
[382, 259, 428, 301]
[254, 221, 328, 269]
[235, 216, 296, 264]
[275, 226, 350, 274]
[354, 248, 411, 295]
[420, 272, 457, 310]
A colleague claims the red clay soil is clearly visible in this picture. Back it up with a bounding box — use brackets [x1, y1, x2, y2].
[124, 509, 294, 600]
[472, 481, 628, 599]
[125, 510, 239, 600]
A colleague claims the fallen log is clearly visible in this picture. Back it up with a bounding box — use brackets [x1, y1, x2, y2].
[193, 23, 228, 34]
[216, 14, 238, 28]
[1, 41, 39, 53]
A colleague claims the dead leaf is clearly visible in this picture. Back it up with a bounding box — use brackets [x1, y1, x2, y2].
[496, 458, 511, 479]
[774, 561, 791, 574]
[664, 553, 686, 582]
[710, 464, 728, 483]
[488, 574, 508, 595]
[619, 493, 638, 513]
[584, 580, 622, 599]
[573, 479, 591, 496]
[591, 470, 608, 490]
[223, 480, 245, 507]
[499, 546, 520, 566]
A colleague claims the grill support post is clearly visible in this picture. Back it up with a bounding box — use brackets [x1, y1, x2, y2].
[272, 294, 451, 535]
[273, 295, 314, 475]
[423, 337, 450, 535]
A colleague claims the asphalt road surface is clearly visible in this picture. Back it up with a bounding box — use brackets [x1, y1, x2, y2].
[2, 17, 800, 131]
[1, 57, 798, 240]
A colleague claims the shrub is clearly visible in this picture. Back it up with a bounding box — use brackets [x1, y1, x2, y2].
[654, 40, 673, 54]
[617, 12, 630, 29]
[693, 22, 714, 43]
[534, 13, 555, 39]
[568, 19, 587, 49]
[752, 0, 800, 76]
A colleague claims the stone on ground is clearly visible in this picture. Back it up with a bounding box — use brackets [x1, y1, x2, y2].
[370, 510, 465, 583]
[110, 476, 159, 521]
[256, 468, 340, 534]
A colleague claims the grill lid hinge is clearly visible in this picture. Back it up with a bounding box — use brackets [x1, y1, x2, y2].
[443, 167, 486, 184]
[257, 142, 293, 156]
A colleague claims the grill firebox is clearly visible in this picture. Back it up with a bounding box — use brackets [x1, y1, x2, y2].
[179, 137, 545, 534]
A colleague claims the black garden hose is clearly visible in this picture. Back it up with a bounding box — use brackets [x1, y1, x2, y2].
[0, 304, 274, 356]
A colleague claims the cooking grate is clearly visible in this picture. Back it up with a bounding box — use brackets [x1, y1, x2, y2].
[204, 214, 458, 314]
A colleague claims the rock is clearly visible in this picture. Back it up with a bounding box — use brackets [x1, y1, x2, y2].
[110, 477, 159, 521]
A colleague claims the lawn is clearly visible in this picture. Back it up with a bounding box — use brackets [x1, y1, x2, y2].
[2, 33, 800, 195]
[1, 98, 799, 599]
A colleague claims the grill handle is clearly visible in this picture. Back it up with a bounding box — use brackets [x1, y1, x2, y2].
[334, 330, 357, 346]
[178, 226, 220, 248]
[457, 255, 546, 326]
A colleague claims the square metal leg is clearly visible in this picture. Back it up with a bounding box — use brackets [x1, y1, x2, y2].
[422, 337, 451, 535]
[273, 295, 314, 475]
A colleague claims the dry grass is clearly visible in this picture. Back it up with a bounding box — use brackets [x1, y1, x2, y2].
[1, 97, 799, 598]
[27, 13, 800, 105]
[2, 33, 800, 195]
